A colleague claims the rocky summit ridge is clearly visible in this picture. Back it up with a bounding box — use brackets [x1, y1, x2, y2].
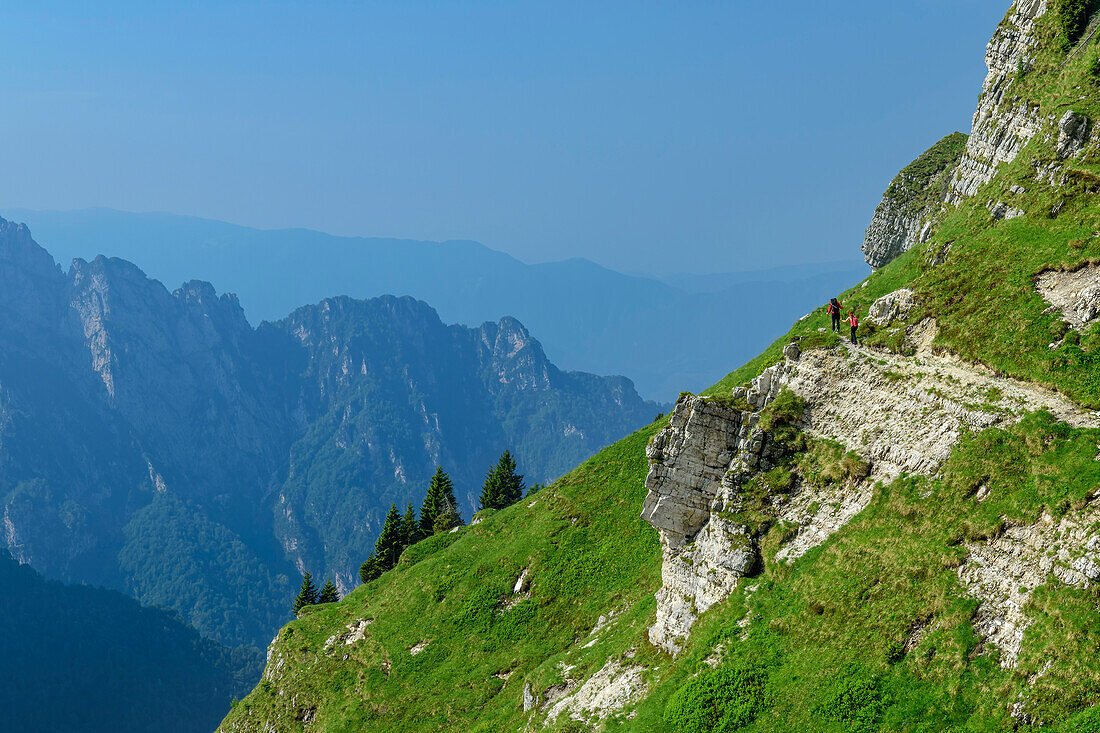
[863, 0, 1053, 268]
[221, 1, 1100, 730]
[0, 220, 660, 649]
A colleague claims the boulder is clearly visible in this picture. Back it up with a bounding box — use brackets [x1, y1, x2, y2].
[1057, 110, 1092, 158]
[868, 288, 917, 325]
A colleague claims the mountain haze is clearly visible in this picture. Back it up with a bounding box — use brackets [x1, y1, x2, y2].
[0, 550, 257, 733]
[1, 207, 867, 399]
[219, 2, 1100, 730]
[0, 217, 659, 651]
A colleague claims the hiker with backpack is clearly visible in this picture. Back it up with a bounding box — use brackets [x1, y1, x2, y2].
[826, 297, 842, 333]
[847, 310, 859, 344]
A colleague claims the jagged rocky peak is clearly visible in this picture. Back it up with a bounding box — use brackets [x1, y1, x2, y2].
[0, 216, 63, 280]
[861, 132, 968, 268]
[864, 0, 1059, 270]
[174, 278, 250, 325]
[948, 0, 1049, 202]
[0, 217, 68, 330]
[479, 316, 554, 390]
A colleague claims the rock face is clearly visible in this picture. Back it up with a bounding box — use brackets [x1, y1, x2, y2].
[867, 288, 916, 325]
[642, 395, 775, 652]
[642, 356, 809, 653]
[948, 0, 1049, 202]
[542, 654, 647, 725]
[1036, 264, 1100, 329]
[1056, 110, 1092, 157]
[862, 133, 968, 268]
[641, 335, 1100, 654]
[0, 216, 660, 649]
[959, 506, 1100, 668]
[864, 1, 1089, 270]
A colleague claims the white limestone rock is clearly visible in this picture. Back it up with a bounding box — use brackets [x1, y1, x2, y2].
[868, 288, 917, 325]
[641, 337, 1099, 656]
[1056, 110, 1092, 158]
[1036, 264, 1100, 330]
[948, 0, 1049, 202]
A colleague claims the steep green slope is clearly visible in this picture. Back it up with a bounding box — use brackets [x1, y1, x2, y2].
[221, 2, 1100, 730]
[221, 428, 664, 731]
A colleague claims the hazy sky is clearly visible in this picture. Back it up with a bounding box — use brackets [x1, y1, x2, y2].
[0, 1, 1008, 274]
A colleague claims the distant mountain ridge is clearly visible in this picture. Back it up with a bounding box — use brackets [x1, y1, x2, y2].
[218, 2, 1100, 730]
[1, 207, 868, 399]
[0, 216, 660, 650]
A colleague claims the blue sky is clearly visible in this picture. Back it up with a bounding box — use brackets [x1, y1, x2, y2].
[0, 1, 1008, 274]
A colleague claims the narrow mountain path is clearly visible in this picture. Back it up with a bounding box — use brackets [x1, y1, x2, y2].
[778, 333, 1100, 667]
[783, 326, 1100, 482]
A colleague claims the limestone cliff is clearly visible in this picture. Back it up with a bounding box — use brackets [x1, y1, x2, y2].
[641, 316, 1099, 655]
[948, 0, 1050, 202]
[861, 133, 968, 268]
[864, 0, 1054, 269]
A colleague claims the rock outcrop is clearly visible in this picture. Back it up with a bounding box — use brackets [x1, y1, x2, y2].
[959, 505, 1100, 668]
[1056, 109, 1092, 158]
[862, 133, 968, 268]
[948, 0, 1049, 202]
[642, 394, 776, 653]
[868, 288, 916, 325]
[1036, 263, 1100, 330]
[641, 336, 1100, 654]
[865, 1, 1089, 270]
[542, 654, 648, 725]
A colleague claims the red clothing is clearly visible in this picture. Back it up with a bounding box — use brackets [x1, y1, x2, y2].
[847, 313, 859, 328]
[827, 302, 840, 314]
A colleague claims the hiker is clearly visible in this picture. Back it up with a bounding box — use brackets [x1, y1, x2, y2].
[826, 297, 842, 333]
[847, 309, 859, 344]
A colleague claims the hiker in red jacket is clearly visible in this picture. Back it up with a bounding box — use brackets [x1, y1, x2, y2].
[826, 297, 842, 333]
[847, 310, 859, 344]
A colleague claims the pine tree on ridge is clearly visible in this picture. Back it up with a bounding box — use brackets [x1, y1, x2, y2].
[479, 450, 525, 510]
[419, 466, 457, 536]
[318, 579, 339, 604]
[400, 502, 418, 548]
[292, 571, 320, 616]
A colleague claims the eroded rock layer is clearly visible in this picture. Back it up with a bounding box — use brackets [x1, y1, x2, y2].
[641, 333, 1100, 654]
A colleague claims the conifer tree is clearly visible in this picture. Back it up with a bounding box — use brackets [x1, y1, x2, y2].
[479, 451, 525, 510]
[438, 470, 458, 515]
[400, 502, 418, 548]
[496, 450, 525, 506]
[318, 579, 339, 604]
[292, 571, 320, 616]
[479, 462, 501, 510]
[419, 466, 456, 536]
[433, 507, 464, 534]
[360, 553, 381, 584]
[374, 503, 404, 571]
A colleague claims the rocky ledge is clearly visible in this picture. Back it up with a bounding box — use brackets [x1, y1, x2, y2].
[640, 317, 1100, 655]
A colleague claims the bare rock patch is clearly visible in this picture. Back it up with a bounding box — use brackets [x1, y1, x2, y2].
[1036, 264, 1100, 330]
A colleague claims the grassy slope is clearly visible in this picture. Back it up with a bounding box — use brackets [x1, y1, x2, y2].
[221, 427, 665, 732]
[223, 7, 1100, 732]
